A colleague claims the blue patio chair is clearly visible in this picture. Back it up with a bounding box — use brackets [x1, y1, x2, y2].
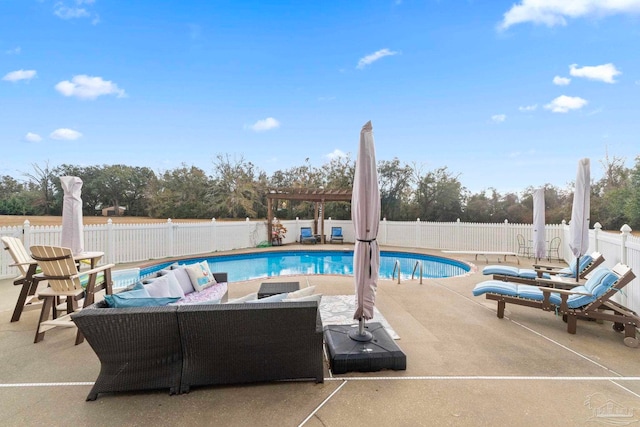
[329, 227, 343, 244]
[300, 227, 317, 244]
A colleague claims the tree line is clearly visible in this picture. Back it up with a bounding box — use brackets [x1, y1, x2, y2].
[1, 153, 640, 231]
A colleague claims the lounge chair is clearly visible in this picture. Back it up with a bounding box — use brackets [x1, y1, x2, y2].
[533, 251, 604, 279]
[30, 245, 115, 344]
[299, 227, 317, 244]
[483, 252, 603, 285]
[2, 236, 46, 322]
[473, 263, 639, 347]
[329, 227, 344, 244]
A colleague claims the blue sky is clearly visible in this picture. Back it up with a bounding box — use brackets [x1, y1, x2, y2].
[1, 1, 639, 194]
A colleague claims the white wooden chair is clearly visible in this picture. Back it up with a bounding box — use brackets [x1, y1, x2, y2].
[30, 245, 114, 345]
[2, 236, 46, 322]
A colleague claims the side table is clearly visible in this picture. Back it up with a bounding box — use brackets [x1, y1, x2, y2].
[258, 281, 300, 299]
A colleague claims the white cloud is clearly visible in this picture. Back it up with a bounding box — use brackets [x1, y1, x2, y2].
[491, 114, 506, 123]
[544, 95, 588, 113]
[5, 46, 21, 55]
[54, 0, 99, 24]
[553, 76, 571, 85]
[2, 69, 36, 82]
[24, 132, 42, 142]
[499, 0, 640, 30]
[357, 48, 399, 69]
[55, 75, 126, 100]
[50, 128, 83, 140]
[518, 104, 538, 112]
[325, 149, 348, 160]
[569, 63, 621, 83]
[249, 117, 280, 132]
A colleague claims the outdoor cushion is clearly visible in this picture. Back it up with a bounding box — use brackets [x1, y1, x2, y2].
[186, 261, 217, 292]
[175, 282, 228, 305]
[144, 274, 184, 299]
[284, 286, 316, 300]
[284, 294, 322, 304]
[164, 267, 195, 294]
[246, 292, 288, 303]
[482, 266, 549, 279]
[226, 292, 258, 303]
[472, 280, 519, 297]
[558, 255, 593, 277]
[104, 288, 180, 308]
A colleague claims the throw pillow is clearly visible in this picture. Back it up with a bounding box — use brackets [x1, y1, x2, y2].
[226, 292, 258, 304]
[246, 292, 288, 303]
[284, 286, 315, 300]
[164, 270, 186, 298]
[171, 266, 196, 294]
[284, 294, 322, 304]
[186, 261, 217, 292]
[144, 275, 173, 298]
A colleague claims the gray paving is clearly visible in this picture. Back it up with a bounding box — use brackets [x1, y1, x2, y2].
[1, 246, 639, 426]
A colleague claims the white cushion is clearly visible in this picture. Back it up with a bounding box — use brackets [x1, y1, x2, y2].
[144, 275, 172, 298]
[246, 293, 288, 303]
[163, 270, 185, 298]
[226, 292, 258, 303]
[284, 294, 322, 304]
[284, 286, 315, 300]
[171, 266, 195, 294]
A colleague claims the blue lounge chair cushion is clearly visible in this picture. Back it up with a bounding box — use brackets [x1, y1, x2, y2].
[482, 266, 550, 279]
[472, 280, 518, 297]
[557, 255, 593, 277]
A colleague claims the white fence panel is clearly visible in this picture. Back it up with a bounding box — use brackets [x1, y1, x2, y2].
[1, 218, 639, 315]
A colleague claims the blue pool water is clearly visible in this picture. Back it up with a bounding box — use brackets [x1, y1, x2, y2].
[139, 250, 469, 283]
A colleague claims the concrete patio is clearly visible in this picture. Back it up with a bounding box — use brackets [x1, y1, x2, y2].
[1, 246, 639, 426]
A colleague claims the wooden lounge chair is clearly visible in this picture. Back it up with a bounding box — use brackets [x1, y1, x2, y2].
[485, 251, 604, 285]
[2, 236, 46, 322]
[533, 251, 604, 279]
[329, 226, 344, 244]
[30, 245, 115, 345]
[473, 263, 639, 347]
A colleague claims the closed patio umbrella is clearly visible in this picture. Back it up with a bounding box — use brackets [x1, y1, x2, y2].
[60, 176, 85, 256]
[351, 120, 380, 341]
[532, 188, 546, 260]
[569, 158, 590, 282]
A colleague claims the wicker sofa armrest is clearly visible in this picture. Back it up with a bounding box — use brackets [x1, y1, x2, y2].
[71, 301, 182, 401]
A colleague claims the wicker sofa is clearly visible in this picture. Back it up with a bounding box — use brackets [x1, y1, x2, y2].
[71, 291, 324, 400]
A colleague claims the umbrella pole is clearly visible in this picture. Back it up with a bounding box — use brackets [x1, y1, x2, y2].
[349, 317, 373, 342]
[576, 255, 580, 283]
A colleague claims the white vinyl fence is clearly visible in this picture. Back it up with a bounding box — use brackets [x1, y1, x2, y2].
[2, 218, 639, 313]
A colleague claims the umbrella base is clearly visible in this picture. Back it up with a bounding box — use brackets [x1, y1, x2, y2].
[323, 322, 406, 374]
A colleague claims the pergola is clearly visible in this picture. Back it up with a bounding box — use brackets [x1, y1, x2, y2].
[266, 188, 352, 244]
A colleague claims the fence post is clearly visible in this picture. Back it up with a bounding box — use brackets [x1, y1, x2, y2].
[381, 217, 387, 246]
[620, 224, 632, 266]
[106, 218, 114, 264]
[504, 219, 509, 252]
[456, 218, 461, 250]
[593, 222, 602, 253]
[22, 220, 31, 248]
[416, 218, 420, 249]
[167, 219, 174, 258]
[211, 218, 216, 252]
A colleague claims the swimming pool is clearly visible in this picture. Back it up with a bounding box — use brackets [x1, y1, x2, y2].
[138, 250, 470, 283]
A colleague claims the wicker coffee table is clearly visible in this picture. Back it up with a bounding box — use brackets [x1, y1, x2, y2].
[258, 281, 300, 299]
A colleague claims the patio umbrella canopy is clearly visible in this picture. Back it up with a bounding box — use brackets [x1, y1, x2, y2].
[569, 158, 591, 282]
[351, 120, 381, 341]
[60, 176, 85, 256]
[532, 188, 546, 260]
